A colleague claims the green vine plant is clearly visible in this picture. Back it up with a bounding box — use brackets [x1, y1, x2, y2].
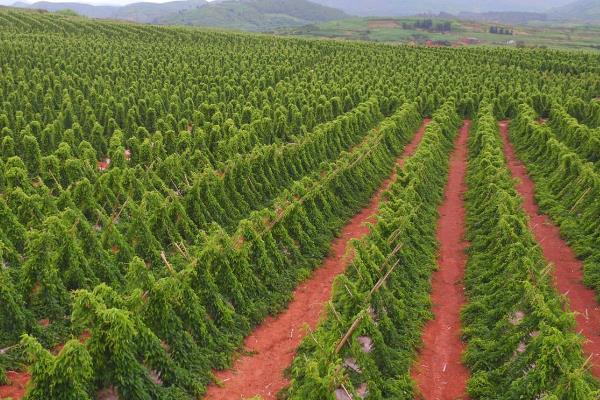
[462, 101, 599, 398]
[286, 100, 461, 399]
[510, 103, 600, 300]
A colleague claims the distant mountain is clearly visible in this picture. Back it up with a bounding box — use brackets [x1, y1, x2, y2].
[14, 1, 118, 18]
[14, 0, 345, 28]
[550, 0, 600, 22]
[311, 0, 574, 17]
[155, 0, 348, 31]
[14, 0, 207, 22]
[116, 0, 206, 23]
[16, 0, 596, 30]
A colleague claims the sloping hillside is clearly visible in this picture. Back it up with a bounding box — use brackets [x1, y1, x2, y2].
[156, 0, 348, 30]
[15, 0, 207, 22]
[248, 0, 346, 22]
[116, 0, 206, 23]
[14, 0, 345, 28]
[551, 0, 600, 22]
[13, 1, 118, 18]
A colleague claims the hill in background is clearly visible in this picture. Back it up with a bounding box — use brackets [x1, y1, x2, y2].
[14, 0, 208, 21]
[156, 0, 348, 30]
[309, 0, 572, 17]
[11, 0, 600, 30]
[13, 0, 119, 18]
[14, 0, 346, 28]
[115, 0, 207, 23]
[550, 0, 600, 22]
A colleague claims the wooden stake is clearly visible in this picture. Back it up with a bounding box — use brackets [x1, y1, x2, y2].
[341, 384, 353, 400]
[160, 251, 175, 275]
[369, 258, 401, 296]
[335, 312, 364, 354]
[336, 245, 403, 354]
[48, 170, 63, 191]
[569, 187, 591, 214]
[174, 242, 189, 260]
[329, 301, 342, 323]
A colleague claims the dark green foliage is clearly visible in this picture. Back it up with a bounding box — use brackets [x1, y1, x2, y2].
[21, 334, 94, 400]
[1, 7, 599, 398]
[0, 266, 36, 347]
[463, 102, 599, 398]
[0, 366, 7, 385]
[510, 104, 600, 300]
[287, 101, 461, 399]
[17, 99, 424, 397]
[549, 103, 600, 165]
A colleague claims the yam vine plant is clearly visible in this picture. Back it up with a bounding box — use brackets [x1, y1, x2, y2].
[463, 103, 599, 398]
[286, 100, 461, 399]
[510, 105, 600, 300]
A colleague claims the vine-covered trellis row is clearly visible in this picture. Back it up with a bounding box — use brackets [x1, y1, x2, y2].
[8, 101, 424, 399]
[510, 103, 600, 301]
[462, 103, 599, 398]
[287, 100, 461, 399]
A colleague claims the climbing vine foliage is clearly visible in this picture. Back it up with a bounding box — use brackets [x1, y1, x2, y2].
[0, 6, 599, 399]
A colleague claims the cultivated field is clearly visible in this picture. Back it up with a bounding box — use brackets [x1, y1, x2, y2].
[1, 8, 600, 400]
[281, 17, 600, 51]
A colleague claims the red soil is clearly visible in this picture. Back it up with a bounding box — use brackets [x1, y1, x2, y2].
[411, 121, 471, 400]
[0, 332, 91, 399]
[204, 118, 431, 400]
[0, 371, 30, 400]
[499, 120, 600, 377]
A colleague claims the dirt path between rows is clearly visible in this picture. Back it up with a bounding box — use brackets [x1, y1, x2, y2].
[499, 120, 600, 378]
[0, 371, 29, 400]
[204, 119, 431, 400]
[411, 121, 471, 400]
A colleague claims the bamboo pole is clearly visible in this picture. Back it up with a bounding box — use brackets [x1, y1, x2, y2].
[160, 251, 175, 275]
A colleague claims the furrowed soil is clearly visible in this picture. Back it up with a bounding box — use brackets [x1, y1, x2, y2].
[411, 121, 471, 400]
[499, 120, 600, 377]
[204, 118, 431, 400]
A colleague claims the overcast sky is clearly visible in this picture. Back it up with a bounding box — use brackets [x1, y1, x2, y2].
[0, 0, 217, 5]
